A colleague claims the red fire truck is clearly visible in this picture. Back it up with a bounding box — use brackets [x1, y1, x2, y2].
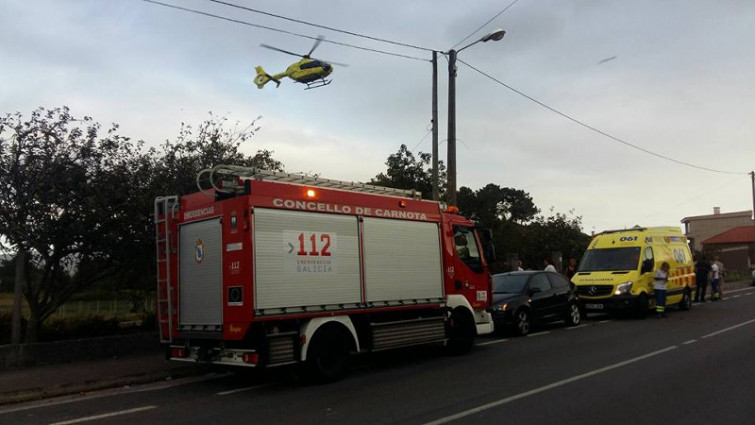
[154, 165, 495, 382]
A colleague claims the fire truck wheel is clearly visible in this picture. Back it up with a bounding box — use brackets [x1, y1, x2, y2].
[447, 309, 475, 355]
[305, 325, 350, 384]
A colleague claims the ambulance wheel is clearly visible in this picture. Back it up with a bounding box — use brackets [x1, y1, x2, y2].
[679, 289, 692, 311]
[633, 294, 649, 319]
[513, 308, 531, 336]
[564, 302, 582, 326]
[447, 309, 475, 355]
[305, 325, 349, 384]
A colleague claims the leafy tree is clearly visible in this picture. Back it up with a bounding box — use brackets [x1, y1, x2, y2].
[0, 107, 150, 342]
[518, 208, 591, 270]
[457, 184, 538, 228]
[370, 144, 446, 200]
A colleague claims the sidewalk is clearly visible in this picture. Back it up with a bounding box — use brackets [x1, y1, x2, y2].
[0, 352, 209, 406]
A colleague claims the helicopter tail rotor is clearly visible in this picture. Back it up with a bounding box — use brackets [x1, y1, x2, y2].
[253, 66, 280, 89]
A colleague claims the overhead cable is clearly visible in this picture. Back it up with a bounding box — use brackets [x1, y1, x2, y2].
[205, 0, 438, 53]
[458, 59, 747, 175]
[140, 0, 429, 62]
[452, 0, 521, 49]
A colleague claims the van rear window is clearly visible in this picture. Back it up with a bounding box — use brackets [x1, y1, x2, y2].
[579, 247, 641, 272]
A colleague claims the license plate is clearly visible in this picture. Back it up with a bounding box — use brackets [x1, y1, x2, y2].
[585, 303, 604, 310]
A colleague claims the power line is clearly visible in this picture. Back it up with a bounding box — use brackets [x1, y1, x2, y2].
[139, 0, 430, 62]
[452, 0, 521, 49]
[457, 58, 748, 175]
[205, 0, 438, 53]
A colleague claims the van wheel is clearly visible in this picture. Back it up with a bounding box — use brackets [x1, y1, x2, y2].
[564, 302, 582, 326]
[447, 309, 475, 355]
[304, 326, 349, 384]
[679, 289, 692, 311]
[633, 294, 649, 319]
[513, 309, 531, 336]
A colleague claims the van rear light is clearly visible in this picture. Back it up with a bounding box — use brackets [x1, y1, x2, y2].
[171, 348, 186, 358]
[242, 352, 259, 365]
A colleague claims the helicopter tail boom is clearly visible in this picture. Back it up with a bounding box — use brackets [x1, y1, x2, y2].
[254, 66, 281, 89]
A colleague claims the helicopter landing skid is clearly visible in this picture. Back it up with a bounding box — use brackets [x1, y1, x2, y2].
[304, 79, 331, 90]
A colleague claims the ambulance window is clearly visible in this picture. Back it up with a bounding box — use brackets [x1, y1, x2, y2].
[453, 226, 481, 270]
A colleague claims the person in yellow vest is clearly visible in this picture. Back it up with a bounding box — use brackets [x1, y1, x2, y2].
[654, 262, 670, 318]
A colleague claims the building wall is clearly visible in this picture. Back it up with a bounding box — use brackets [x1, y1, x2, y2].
[683, 211, 753, 252]
[702, 243, 755, 273]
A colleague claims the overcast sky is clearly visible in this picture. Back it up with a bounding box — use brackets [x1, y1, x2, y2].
[2, 0, 754, 234]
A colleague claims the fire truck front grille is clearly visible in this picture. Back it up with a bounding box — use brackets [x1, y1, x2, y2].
[268, 336, 296, 365]
[371, 318, 446, 351]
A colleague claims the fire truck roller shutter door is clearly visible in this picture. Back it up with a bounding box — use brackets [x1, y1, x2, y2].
[362, 217, 443, 303]
[179, 218, 223, 326]
[253, 208, 361, 310]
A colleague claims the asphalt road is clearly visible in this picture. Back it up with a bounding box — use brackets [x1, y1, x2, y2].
[3, 287, 754, 425]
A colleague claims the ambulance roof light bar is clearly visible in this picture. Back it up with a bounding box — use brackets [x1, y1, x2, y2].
[203, 165, 423, 200]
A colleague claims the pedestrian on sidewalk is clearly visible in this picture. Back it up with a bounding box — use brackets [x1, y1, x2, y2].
[710, 258, 721, 301]
[694, 255, 711, 302]
[714, 256, 725, 296]
[654, 262, 670, 318]
[544, 258, 557, 273]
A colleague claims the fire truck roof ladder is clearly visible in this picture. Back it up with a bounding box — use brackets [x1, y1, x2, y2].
[154, 196, 178, 344]
[201, 164, 422, 200]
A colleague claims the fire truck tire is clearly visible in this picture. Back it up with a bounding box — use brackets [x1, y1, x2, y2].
[447, 309, 475, 355]
[304, 325, 350, 383]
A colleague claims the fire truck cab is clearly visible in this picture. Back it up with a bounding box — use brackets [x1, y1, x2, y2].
[154, 165, 495, 382]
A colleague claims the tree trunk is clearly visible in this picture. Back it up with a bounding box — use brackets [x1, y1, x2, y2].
[11, 251, 26, 345]
[25, 308, 39, 344]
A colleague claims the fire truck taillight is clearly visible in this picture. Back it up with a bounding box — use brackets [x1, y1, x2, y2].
[306, 189, 316, 198]
[171, 348, 186, 358]
[242, 352, 259, 365]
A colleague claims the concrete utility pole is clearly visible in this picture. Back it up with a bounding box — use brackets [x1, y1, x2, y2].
[432, 51, 439, 201]
[445, 29, 506, 207]
[750, 171, 755, 221]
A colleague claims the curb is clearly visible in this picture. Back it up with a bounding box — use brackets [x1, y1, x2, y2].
[0, 363, 212, 407]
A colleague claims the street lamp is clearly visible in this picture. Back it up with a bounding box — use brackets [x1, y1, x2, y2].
[446, 28, 506, 207]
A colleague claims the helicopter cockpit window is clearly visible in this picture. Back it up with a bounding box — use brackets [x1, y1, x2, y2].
[300, 61, 323, 70]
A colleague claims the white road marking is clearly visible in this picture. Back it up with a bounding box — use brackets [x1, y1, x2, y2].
[745, 293, 753, 296]
[732, 295, 741, 298]
[598, 320, 611, 324]
[49, 405, 156, 425]
[700, 318, 755, 339]
[422, 346, 678, 425]
[565, 324, 587, 330]
[682, 340, 697, 345]
[526, 331, 550, 337]
[216, 385, 269, 396]
[477, 339, 509, 346]
[0, 373, 229, 414]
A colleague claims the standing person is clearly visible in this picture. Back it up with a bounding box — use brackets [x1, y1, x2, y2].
[564, 258, 578, 281]
[710, 258, 721, 301]
[544, 258, 557, 273]
[516, 260, 524, 271]
[694, 256, 711, 303]
[714, 256, 725, 296]
[654, 262, 670, 318]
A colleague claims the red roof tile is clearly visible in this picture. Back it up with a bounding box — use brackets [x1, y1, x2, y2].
[703, 226, 755, 244]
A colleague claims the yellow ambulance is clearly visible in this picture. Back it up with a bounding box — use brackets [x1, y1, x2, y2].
[573, 226, 695, 317]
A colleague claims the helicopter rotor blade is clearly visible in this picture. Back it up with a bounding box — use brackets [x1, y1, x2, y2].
[307, 35, 325, 57]
[260, 44, 304, 58]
